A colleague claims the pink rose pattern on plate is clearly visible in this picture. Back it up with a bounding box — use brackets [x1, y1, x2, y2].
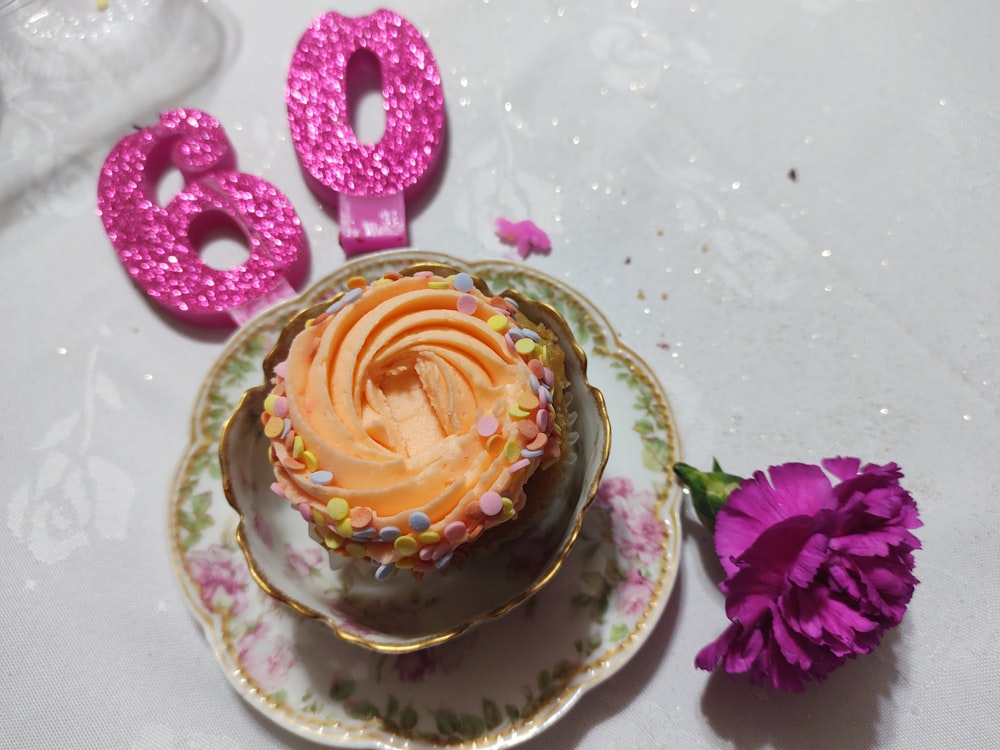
[596, 476, 666, 617]
[285, 543, 325, 579]
[237, 622, 297, 695]
[187, 543, 250, 616]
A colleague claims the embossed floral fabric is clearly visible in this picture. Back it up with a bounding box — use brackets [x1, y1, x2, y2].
[696, 458, 922, 691]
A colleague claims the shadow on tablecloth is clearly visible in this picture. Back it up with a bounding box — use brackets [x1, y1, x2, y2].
[700, 626, 903, 750]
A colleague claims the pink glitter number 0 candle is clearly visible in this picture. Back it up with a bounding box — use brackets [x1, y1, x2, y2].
[286, 9, 446, 255]
[97, 109, 309, 327]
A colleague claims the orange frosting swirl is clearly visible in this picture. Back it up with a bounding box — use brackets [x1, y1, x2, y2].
[262, 271, 561, 577]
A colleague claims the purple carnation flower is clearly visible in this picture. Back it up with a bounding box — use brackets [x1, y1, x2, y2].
[694, 457, 921, 691]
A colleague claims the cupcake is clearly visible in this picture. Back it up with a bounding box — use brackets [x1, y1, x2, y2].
[260, 264, 574, 579]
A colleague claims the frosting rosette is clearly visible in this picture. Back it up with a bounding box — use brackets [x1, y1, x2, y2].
[261, 268, 567, 578]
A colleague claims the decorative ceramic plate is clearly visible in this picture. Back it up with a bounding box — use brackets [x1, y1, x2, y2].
[169, 250, 682, 749]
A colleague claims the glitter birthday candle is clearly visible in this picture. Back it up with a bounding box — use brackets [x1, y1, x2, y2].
[96, 109, 308, 327]
[286, 10, 446, 255]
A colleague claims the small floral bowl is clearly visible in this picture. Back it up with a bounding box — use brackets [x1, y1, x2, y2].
[220, 260, 610, 653]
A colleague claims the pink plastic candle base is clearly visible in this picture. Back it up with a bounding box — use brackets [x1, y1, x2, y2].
[338, 194, 407, 255]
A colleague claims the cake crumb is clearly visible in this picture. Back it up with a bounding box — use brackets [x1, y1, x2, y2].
[788, 168, 797, 182]
[637, 289, 646, 300]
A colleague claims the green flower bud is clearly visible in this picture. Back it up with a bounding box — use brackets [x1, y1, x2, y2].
[672, 460, 744, 533]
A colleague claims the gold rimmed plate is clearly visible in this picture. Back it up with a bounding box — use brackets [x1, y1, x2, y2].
[169, 250, 682, 749]
[219, 259, 611, 652]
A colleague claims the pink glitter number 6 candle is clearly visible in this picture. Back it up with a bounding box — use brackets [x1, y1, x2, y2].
[287, 9, 446, 255]
[97, 109, 308, 327]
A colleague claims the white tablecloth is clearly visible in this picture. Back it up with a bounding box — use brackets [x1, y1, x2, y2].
[2, 1, 998, 747]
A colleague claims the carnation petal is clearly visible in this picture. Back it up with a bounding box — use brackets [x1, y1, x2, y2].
[822, 456, 861, 481]
[696, 622, 749, 671]
[723, 626, 766, 674]
[772, 607, 815, 669]
[787, 532, 829, 588]
[715, 464, 833, 576]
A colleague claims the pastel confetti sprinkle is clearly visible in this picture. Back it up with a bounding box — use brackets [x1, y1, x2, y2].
[508, 404, 530, 419]
[413, 270, 435, 278]
[500, 497, 516, 522]
[272, 396, 288, 418]
[296, 503, 312, 522]
[346, 543, 367, 558]
[379, 526, 402, 542]
[521, 448, 545, 459]
[516, 392, 540, 410]
[479, 491, 503, 516]
[527, 432, 548, 451]
[264, 394, 277, 414]
[444, 521, 467, 541]
[264, 416, 284, 438]
[508, 458, 531, 474]
[477, 415, 499, 437]
[344, 287, 363, 303]
[273, 360, 287, 379]
[418, 530, 441, 545]
[270, 482, 286, 498]
[453, 272, 474, 292]
[515, 337, 536, 356]
[281, 456, 304, 470]
[350, 528, 377, 540]
[538, 386, 550, 409]
[336, 517, 354, 537]
[485, 435, 505, 456]
[488, 314, 509, 332]
[347, 275, 367, 290]
[517, 420, 539, 439]
[374, 563, 395, 581]
[435, 551, 454, 569]
[408, 511, 431, 532]
[311, 470, 333, 484]
[394, 535, 418, 556]
[301, 450, 319, 472]
[326, 497, 349, 520]
[457, 293, 478, 315]
[503, 440, 521, 462]
[292, 435, 304, 457]
[428, 280, 450, 289]
[280, 418, 292, 439]
[350, 506, 373, 528]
